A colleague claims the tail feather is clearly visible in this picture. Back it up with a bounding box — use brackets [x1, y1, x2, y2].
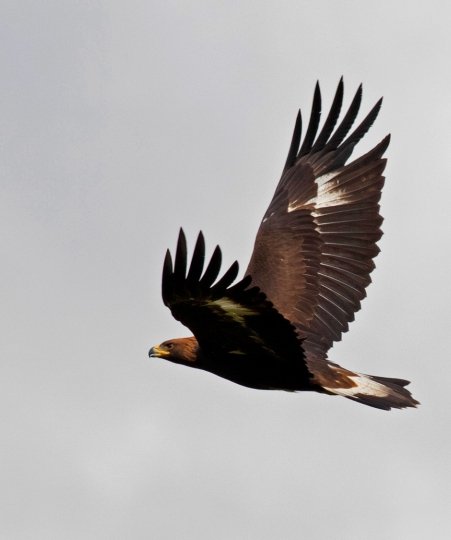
[324, 372, 419, 411]
[370, 375, 410, 388]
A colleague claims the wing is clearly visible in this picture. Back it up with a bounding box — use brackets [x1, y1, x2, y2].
[162, 229, 307, 366]
[246, 79, 389, 359]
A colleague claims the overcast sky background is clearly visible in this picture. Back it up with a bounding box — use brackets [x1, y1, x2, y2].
[1, 1, 450, 539]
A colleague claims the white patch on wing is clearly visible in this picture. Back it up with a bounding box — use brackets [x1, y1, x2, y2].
[324, 371, 390, 398]
[207, 298, 257, 325]
[312, 188, 346, 208]
[288, 171, 344, 213]
[309, 171, 344, 209]
[315, 171, 340, 188]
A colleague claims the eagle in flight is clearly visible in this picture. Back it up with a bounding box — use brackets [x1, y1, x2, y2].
[149, 79, 418, 410]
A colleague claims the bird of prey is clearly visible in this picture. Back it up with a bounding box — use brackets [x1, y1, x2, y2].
[149, 79, 418, 410]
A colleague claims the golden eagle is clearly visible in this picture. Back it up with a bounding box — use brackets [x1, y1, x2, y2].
[149, 80, 418, 410]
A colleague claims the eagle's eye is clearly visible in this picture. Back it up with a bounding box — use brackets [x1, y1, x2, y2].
[166, 343, 174, 350]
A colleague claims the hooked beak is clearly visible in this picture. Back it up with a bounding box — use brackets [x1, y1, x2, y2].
[148, 345, 170, 358]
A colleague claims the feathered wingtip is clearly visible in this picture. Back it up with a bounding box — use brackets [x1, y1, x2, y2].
[282, 78, 385, 173]
[161, 229, 243, 307]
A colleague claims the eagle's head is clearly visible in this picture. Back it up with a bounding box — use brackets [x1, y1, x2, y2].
[149, 336, 199, 365]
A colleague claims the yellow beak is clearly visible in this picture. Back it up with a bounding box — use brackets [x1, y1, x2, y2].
[148, 345, 170, 358]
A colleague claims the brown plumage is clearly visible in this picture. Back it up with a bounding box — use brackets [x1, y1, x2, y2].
[149, 79, 419, 410]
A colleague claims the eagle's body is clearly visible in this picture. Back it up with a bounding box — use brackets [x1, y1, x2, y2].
[149, 80, 419, 410]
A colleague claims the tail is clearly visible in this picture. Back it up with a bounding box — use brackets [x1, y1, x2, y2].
[323, 371, 419, 411]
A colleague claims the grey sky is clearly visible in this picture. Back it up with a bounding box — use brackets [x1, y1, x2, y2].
[1, 1, 450, 539]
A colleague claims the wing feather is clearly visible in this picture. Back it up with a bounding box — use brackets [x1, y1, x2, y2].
[325, 84, 362, 150]
[246, 80, 389, 361]
[186, 231, 205, 283]
[283, 111, 302, 173]
[310, 77, 343, 153]
[173, 228, 187, 281]
[199, 244, 222, 287]
[298, 82, 322, 157]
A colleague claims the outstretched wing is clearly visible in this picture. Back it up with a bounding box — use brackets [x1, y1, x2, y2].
[246, 79, 389, 359]
[162, 229, 307, 365]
